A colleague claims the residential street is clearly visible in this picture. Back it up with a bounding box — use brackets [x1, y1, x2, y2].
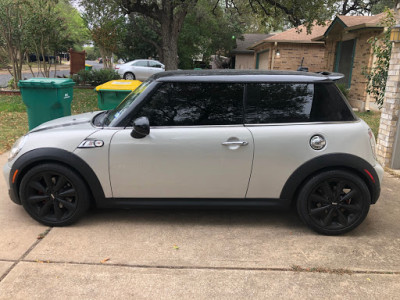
[0, 151, 399, 299]
[0, 61, 103, 88]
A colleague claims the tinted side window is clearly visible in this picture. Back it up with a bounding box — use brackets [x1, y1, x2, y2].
[246, 83, 313, 123]
[310, 83, 355, 121]
[245, 83, 355, 123]
[132, 82, 244, 126]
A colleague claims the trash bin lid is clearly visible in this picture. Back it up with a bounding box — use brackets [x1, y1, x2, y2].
[95, 80, 142, 92]
[85, 64, 92, 67]
[18, 78, 75, 88]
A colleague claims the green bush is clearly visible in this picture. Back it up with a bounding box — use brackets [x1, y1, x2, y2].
[72, 68, 120, 86]
[336, 83, 349, 99]
[91, 69, 121, 85]
[7, 77, 15, 89]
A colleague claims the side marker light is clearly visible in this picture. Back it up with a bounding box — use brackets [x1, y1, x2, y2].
[12, 169, 19, 183]
[364, 169, 375, 183]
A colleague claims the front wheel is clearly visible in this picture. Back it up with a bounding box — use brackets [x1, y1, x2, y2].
[297, 170, 371, 235]
[123, 72, 135, 80]
[19, 163, 90, 226]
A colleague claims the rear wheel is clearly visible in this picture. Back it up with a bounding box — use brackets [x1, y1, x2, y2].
[297, 170, 370, 235]
[123, 72, 135, 80]
[19, 163, 90, 226]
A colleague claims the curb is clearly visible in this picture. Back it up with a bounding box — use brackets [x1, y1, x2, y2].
[0, 90, 21, 95]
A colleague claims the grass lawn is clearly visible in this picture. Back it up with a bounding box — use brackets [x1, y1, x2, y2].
[354, 111, 381, 138]
[0, 90, 382, 154]
[0, 89, 98, 154]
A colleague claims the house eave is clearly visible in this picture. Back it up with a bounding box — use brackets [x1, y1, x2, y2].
[249, 40, 324, 50]
[346, 24, 384, 32]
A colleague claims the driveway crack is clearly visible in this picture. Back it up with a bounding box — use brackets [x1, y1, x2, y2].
[17, 260, 400, 276]
[0, 227, 52, 283]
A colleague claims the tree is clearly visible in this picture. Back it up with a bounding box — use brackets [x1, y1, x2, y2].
[0, 0, 30, 89]
[119, 0, 199, 70]
[81, 0, 125, 68]
[371, 0, 396, 14]
[118, 0, 338, 70]
[24, 0, 66, 77]
[0, 35, 9, 70]
[363, 9, 395, 108]
[178, 0, 244, 69]
[115, 14, 160, 62]
[235, 0, 336, 30]
[335, 0, 395, 15]
[56, 0, 91, 51]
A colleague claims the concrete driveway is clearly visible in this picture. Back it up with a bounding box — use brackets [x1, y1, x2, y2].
[0, 151, 399, 299]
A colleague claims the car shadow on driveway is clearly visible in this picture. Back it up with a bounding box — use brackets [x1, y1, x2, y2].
[83, 206, 305, 231]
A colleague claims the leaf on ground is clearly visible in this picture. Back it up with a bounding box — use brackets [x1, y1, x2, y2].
[173, 245, 179, 250]
[37, 228, 51, 239]
[100, 257, 110, 263]
[35, 260, 50, 263]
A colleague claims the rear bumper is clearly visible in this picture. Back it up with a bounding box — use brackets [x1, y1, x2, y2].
[371, 163, 384, 204]
[374, 163, 384, 186]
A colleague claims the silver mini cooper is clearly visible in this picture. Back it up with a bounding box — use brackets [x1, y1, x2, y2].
[3, 70, 383, 235]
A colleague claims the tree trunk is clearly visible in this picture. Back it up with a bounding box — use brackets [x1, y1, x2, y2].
[160, 23, 179, 70]
[122, 0, 198, 71]
[99, 47, 113, 69]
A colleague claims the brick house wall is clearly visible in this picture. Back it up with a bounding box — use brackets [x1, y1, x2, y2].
[253, 43, 326, 72]
[324, 29, 383, 111]
[273, 43, 326, 71]
[377, 44, 400, 168]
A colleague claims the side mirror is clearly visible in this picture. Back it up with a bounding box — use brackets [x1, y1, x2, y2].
[131, 117, 150, 139]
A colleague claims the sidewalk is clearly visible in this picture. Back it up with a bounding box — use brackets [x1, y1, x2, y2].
[1, 151, 399, 299]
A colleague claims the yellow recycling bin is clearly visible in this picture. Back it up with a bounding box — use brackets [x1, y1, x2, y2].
[95, 80, 142, 110]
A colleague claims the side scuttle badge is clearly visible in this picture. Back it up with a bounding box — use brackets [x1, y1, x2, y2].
[78, 139, 104, 148]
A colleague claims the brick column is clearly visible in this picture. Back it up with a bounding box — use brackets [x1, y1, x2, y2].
[377, 26, 400, 168]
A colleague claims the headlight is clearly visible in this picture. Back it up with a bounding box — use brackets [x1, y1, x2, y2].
[8, 135, 27, 162]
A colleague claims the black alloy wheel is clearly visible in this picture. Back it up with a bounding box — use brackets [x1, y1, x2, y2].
[297, 170, 371, 235]
[19, 163, 90, 226]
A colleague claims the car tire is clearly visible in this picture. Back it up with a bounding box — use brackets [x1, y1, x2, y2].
[296, 170, 370, 235]
[19, 163, 90, 227]
[123, 72, 135, 80]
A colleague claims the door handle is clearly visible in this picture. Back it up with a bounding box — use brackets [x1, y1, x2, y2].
[222, 141, 248, 146]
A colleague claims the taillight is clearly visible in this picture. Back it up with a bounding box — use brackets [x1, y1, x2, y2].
[368, 128, 377, 160]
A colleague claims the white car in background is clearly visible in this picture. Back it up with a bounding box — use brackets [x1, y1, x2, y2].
[115, 59, 165, 81]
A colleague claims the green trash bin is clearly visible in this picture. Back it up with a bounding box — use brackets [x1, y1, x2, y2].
[18, 78, 75, 130]
[85, 64, 92, 71]
[95, 80, 142, 110]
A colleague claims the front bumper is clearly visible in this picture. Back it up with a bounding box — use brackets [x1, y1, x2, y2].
[2, 161, 20, 205]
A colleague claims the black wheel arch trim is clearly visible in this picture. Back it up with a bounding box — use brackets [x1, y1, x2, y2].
[9, 148, 106, 205]
[280, 153, 381, 204]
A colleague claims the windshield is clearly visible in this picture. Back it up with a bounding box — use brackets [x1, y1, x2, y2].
[103, 81, 152, 126]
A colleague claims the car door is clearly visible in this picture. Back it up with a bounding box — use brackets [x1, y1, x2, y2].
[244, 82, 356, 199]
[109, 81, 254, 199]
[147, 60, 165, 77]
[131, 60, 150, 80]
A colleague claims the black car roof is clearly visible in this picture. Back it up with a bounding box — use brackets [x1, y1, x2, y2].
[152, 70, 342, 83]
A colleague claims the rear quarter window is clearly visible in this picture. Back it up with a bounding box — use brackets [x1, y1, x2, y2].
[245, 82, 355, 124]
